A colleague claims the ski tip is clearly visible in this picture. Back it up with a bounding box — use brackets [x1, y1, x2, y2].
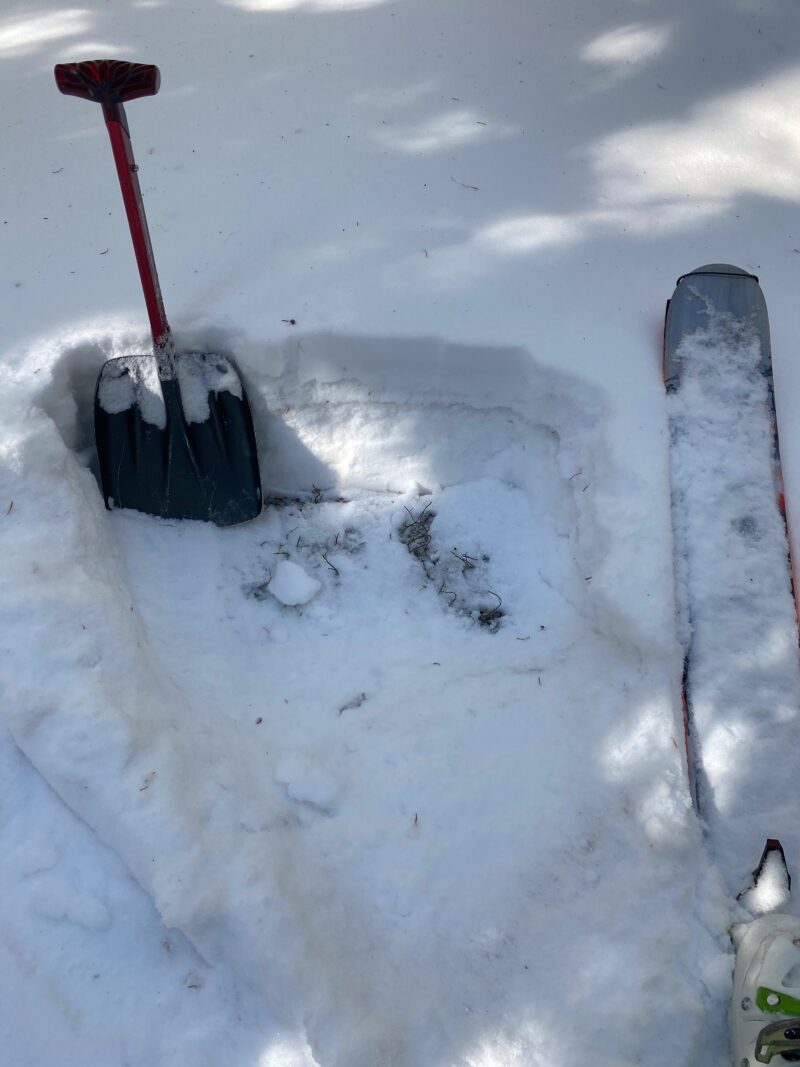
[675, 263, 758, 285]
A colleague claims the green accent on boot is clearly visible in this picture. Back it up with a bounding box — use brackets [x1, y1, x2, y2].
[754, 1018, 800, 1063]
[757, 987, 800, 1015]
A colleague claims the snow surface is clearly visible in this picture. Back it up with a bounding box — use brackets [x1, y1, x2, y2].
[2, 0, 800, 1064]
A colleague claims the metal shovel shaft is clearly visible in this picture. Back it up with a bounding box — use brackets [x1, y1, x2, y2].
[103, 101, 171, 351]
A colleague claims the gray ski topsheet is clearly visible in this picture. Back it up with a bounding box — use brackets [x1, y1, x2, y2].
[665, 264, 800, 893]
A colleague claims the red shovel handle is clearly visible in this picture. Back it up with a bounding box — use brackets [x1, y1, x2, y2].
[55, 61, 170, 352]
[54, 60, 160, 107]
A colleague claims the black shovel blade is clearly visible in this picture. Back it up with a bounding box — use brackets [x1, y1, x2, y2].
[94, 352, 262, 526]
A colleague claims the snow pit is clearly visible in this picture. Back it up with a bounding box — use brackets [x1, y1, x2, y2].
[0, 328, 708, 1067]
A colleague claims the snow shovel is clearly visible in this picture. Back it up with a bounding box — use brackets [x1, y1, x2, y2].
[54, 60, 262, 526]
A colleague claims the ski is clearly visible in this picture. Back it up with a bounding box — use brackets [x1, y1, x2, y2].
[664, 267, 800, 1064]
[663, 264, 800, 881]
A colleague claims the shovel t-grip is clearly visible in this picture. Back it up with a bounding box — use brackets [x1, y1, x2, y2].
[55, 61, 171, 350]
